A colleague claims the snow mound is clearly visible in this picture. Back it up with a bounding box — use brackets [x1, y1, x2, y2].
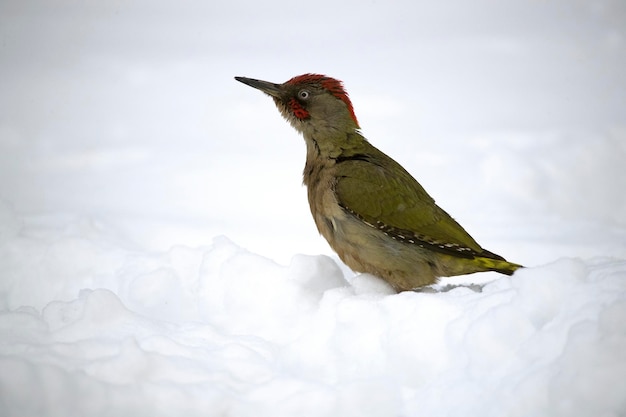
[1, 216, 625, 417]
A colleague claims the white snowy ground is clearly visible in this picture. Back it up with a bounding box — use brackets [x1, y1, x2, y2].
[1, 1, 626, 416]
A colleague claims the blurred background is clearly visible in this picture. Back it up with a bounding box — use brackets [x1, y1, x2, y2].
[1, 0, 624, 265]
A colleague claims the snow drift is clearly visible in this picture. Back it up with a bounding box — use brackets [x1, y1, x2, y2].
[1, 209, 625, 416]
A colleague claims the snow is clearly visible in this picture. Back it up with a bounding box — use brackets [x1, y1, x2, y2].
[1, 1, 626, 416]
[1, 230, 625, 416]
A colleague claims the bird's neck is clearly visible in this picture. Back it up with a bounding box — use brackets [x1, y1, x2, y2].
[301, 128, 369, 186]
[304, 127, 367, 157]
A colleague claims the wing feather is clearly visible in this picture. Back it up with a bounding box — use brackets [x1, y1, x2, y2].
[334, 145, 485, 257]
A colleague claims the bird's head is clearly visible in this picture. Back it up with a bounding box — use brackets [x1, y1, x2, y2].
[235, 74, 360, 136]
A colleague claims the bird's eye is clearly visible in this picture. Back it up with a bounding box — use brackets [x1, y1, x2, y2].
[298, 90, 310, 100]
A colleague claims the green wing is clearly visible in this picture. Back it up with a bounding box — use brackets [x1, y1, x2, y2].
[334, 144, 485, 257]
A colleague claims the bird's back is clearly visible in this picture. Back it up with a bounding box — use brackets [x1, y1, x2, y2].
[306, 135, 521, 290]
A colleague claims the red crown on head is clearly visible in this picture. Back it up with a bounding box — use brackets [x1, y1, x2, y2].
[286, 74, 359, 127]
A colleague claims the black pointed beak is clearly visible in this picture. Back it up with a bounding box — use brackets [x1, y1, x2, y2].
[235, 76, 283, 98]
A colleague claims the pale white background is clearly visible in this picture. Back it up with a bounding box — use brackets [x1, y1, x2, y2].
[1, 1, 625, 416]
[1, 0, 624, 261]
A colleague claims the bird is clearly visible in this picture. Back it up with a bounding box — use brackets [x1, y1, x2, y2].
[235, 73, 522, 292]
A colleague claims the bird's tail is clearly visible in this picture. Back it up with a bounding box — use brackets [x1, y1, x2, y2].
[475, 254, 524, 276]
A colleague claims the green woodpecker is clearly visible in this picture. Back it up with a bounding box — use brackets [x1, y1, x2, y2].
[235, 74, 522, 291]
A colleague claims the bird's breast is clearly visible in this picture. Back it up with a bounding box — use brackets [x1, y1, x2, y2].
[302, 158, 343, 237]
